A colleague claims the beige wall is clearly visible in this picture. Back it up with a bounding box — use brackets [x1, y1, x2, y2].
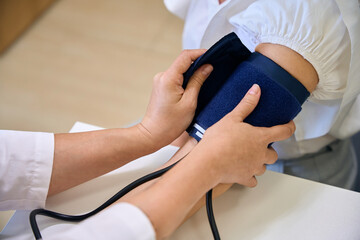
[0, 0, 183, 231]
[0, 0, 56, 54]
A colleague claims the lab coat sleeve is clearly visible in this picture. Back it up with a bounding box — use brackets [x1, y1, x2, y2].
[0, 130, 54, 210]
[47, 203, 156, 240]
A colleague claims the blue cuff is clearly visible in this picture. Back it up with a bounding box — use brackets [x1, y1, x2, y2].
[183, 33, 309, 142]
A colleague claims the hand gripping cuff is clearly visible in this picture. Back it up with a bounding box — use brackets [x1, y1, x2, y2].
[182, 33, 309, 141]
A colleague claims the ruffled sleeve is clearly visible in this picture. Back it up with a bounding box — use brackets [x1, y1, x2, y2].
[229, 0, 351, 100]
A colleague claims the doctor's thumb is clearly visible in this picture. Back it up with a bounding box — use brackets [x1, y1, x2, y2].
[231, 84, 261, 122]
[183, 64, 213, 101]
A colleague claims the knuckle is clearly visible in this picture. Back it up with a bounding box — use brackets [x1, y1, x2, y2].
[270, 153, 278, 164]
[272, 149, 278, 160]
[236, 108, 246, 116]
[290, 120, 296, 132]
[161, 72, 172, 85]
[261, 165, 267, 174]
[285, 122, 296, 137]
[187, 98, 197, 110]
[152, 77, 159, 87]
[242, 96, 256, 108]
[286, 125, 294, 137]
[190, 74, 203, 87]
[249, 180, 258, 188]
[154, 72, 165, 84]
[181, 50, 191, 58]
[153, 72, 164, 81]
[255, 165, 266, 176]
[259, 129, 270, 142]
[245, 168, 253, 177]
[268, 158, 276, 165]
[291, 122, 296, 134]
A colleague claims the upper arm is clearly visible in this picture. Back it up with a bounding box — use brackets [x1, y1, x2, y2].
[255, 43, 318, 93]
[232, 0, 350, 100]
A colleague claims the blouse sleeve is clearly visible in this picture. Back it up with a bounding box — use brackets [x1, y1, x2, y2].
[164, 0, 192, 19]
[229, 0, 351, 101]
[0, 130, 54, 210]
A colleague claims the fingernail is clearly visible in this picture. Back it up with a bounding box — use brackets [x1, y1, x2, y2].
[202, 65, 213, 76]
[248, 84, 259, 95]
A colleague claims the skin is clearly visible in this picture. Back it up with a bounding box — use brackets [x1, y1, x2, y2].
[121, 43, 320, 238]
[255, 43, 318, 92]
[46, 44, 308, 239]
[48, 49, 213, 196]
[126, 84, 295, 238]
[171, 43, 318, 150]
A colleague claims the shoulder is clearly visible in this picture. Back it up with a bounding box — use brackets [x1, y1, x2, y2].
[230, 0, 351, 100]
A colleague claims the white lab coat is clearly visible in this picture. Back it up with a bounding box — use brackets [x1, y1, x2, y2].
[164, 0, 360, 159]
[0, 130, 155, 240]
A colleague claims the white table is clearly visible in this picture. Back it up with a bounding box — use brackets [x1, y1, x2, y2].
[2, 122, 360, 239]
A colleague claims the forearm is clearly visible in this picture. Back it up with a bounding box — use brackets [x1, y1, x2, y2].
[119, 134, 197, 200]
[48, 125, 156, 196]
[120, 134, 231, 238]
[126, 148, 219, 239]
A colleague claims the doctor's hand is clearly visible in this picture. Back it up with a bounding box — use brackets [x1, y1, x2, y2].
[138, 49, 213, 151]
[190, 84, 296, 187]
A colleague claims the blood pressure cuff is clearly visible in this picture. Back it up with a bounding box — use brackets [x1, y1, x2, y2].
[182, 33, 310, 141]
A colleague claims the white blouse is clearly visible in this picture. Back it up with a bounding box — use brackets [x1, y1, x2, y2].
[164, 0, 360, 158]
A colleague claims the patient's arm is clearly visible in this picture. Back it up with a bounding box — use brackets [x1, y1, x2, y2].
[255, 43, 318, 92]
[122, 43, 319, 222]
[120, 132, 233, 206]
[184, 43, 320, 216]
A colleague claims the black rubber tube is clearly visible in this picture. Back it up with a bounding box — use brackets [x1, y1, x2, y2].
[30, 158, 181, 239]
[206, 189, 221, 240]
